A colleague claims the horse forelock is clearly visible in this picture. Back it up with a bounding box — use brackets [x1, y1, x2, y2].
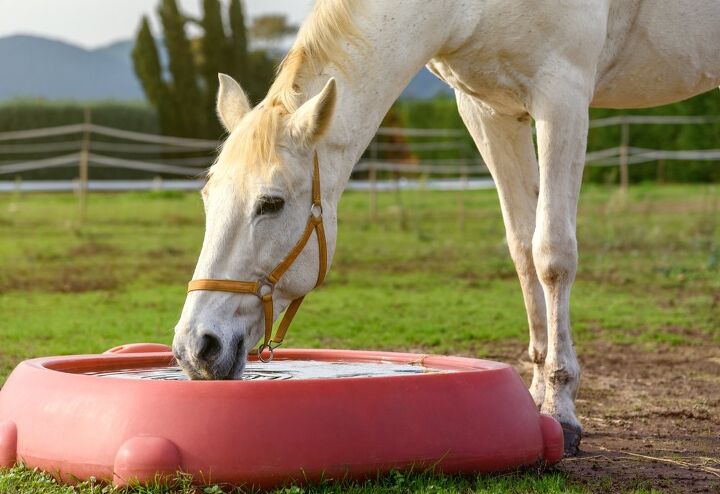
[207, 106, 285, 188]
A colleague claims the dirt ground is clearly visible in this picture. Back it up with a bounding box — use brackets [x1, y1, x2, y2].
[498, 339, 720, 493]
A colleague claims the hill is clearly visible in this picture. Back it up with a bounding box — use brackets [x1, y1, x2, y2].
[0, 34, 450, 102]
[0, 35, 144, 101]
[404, 67, 452, 99]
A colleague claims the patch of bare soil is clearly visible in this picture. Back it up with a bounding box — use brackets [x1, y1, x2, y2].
[0, 266, 121, 293]
[67, 242, 122, 258]
[511, 341, 720, 493]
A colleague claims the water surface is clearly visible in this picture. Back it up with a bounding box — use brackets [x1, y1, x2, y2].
[86, 359, 449, 381]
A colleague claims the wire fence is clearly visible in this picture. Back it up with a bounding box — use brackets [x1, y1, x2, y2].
[1, 115, 719, 190]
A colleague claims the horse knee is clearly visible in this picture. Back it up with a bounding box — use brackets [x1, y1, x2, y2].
[508, 237, 535, 276]
[532, 235, 577, 287]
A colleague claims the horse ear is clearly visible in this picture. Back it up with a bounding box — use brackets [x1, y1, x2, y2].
[216, 73, 251, 132]
[290, 78, 337, 145]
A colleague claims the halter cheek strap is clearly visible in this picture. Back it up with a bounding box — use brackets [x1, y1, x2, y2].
[187, 152, 328, 362]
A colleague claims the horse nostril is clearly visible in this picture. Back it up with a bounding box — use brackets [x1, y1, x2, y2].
[197, 333, 222, 363]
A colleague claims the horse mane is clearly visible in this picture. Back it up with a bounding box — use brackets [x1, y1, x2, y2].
[211, 0, 363, 182]
[268, 0, 363, 112]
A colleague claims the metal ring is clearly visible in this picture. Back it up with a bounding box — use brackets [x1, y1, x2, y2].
[257, 280, 274, 298]
[310, 203, 323, 219]
[257, 344, 274, 363]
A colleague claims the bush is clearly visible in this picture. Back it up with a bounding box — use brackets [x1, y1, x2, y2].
[0, 101, 175, 181]
[393, 91, 720, 183]
[0, 99, 158, 133]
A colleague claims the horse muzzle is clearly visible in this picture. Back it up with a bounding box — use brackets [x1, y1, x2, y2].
[172, 323, 249, 380]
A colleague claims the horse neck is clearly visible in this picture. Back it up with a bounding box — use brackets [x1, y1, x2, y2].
[302, 1, 453, 203]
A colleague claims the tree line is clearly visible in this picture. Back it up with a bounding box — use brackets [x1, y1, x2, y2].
[2, 93, 717, 183]
[132, 0, 277, 138]
[393, 95, 720, 183]
[2, 92, 718, 183]
[2, 0, 718, 185]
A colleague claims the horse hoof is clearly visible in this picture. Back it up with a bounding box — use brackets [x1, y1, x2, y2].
[561, 422, 582, 457]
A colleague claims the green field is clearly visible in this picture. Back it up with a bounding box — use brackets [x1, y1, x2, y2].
[1, 184, 718, 493]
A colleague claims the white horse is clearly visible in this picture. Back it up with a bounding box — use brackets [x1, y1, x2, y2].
[173, 0, 720, 455]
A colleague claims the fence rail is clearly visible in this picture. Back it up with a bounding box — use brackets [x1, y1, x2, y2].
[1, 116, 718, 187]
[589, 115, 720, 128]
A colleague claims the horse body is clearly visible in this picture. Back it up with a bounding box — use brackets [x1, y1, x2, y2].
[173, 0, 720, 456]
[593, 1, 720, 107]
[428, 0, 720, 112]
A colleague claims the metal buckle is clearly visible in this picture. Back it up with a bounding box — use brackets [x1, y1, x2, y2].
[256, 279, 274, 298]
[257, 341, 281, 363]
[310, 203, 323, 219]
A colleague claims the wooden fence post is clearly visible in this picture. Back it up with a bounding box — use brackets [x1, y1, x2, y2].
[13, 175, 22, 197]
[619, 120, 630, 192]
[393, 173, 407, 231]
[657, 159, 665, 184]
[458, 169, 468, 230]
[369, 163, 378, 222]
[368, 140, 380, 222]
[78, 107, 91, 223]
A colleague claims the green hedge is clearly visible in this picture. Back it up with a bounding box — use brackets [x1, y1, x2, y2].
[1, 92, 719, 183]
[0, 100, 158, 133]
[0, 101, 171, 181]
[586, 94, 720, 183]
[392, 92, 720, 183]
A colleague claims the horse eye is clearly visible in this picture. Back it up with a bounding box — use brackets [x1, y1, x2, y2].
[255, 196, 285, 216]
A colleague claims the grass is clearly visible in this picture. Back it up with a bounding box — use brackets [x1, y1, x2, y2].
[0, 184, 717, 493]
[0, 465, 665, 494]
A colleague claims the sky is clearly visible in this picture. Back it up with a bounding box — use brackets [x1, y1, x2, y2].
[0, 0, 313, 49]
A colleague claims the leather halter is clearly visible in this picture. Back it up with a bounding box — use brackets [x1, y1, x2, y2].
[187, 152, 328, 362]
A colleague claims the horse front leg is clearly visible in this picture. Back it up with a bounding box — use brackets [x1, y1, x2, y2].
[456, 93, 548, 408]
[531, 76, 593, 457]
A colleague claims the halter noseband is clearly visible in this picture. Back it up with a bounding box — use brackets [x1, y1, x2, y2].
[187, 152, 328, 363]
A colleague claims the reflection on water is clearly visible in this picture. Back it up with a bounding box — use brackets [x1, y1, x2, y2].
[85, 360, 448, 381]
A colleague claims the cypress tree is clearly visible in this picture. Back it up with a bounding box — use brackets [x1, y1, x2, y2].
[245, 50, 277, 103]
[158, 0, 205, 136]
[131, 17, 175, 135]
[132, 0, 274, 137]
[201, 0, 226, 136]
[227, 0, 249, 94]
[132, 18, 165, 107]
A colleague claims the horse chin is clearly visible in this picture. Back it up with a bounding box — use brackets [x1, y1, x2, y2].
[177, 362, 206, 381]
[177, 359, 215, 381]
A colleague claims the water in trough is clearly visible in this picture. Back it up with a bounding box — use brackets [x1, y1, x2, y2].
[85, 360, 451, 381]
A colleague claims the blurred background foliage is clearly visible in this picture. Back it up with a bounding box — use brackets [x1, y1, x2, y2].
[0, 0, 717, 183]
[2, 91, 718, 183]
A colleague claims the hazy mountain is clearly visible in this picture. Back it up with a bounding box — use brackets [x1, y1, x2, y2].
[404, 68, 453, 99]
[93, 40, 137, 67]
[0, 34, 450, 102]
[0, 35, 144, 101]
